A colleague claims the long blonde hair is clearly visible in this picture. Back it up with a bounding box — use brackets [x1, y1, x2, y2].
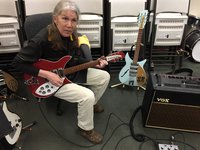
[48, 0, 80, 50]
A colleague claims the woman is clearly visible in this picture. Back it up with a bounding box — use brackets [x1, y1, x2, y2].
[12, 0, 110, 144]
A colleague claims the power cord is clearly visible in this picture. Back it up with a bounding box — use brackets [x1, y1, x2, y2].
[129, 105, 148, 142]
[114, 135, 132, 150]
[38, 101, 94, 148]
[38, 101, 129, 149]
[170, 132, 186, 150]
[38, 99, 198, 150]
[100, 123, 129, 150]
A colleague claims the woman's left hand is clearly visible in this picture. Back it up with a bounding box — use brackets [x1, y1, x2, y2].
[95, 58, 108, 69]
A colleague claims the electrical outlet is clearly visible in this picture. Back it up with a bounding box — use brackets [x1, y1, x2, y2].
[158, 144, 179, 150]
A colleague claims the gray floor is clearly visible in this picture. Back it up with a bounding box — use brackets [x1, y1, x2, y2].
[5, 58, 200, 150]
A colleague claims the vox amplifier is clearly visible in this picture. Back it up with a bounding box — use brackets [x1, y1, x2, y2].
[142, 73, 200, 133]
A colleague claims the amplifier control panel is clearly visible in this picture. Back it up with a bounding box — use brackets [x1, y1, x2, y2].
[152, 73, 200, 91]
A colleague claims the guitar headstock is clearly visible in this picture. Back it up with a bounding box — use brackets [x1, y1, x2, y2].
[137, 10, 148, 29]
[106, 51, 125, 62]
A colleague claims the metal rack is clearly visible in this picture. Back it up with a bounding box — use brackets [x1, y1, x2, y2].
[0, 17, 21, 54]
[146, 0, 190, 72]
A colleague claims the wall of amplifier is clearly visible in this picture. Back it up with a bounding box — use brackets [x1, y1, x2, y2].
[110, 0, 146, 52]
[0, 17, 21, 54]
[111, 17, 138, 51]
[150, 13, 188, 46]
[78, 15, 102, 48]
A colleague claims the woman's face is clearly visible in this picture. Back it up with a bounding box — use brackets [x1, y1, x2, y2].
[53, 9, 78, 37]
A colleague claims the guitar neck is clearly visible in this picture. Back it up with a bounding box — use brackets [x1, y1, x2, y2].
[63, 60, 99, 75]
[133, 28, 143, 64]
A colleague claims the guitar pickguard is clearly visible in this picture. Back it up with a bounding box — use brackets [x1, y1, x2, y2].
[2, 102, 22, 145]
[119, 53, 147, 87]
[35, 82, 60, 97]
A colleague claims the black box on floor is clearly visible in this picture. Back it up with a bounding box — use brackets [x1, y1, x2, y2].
[142, 73, 200, 133]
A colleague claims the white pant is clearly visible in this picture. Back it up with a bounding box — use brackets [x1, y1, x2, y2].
[54, 68, 110, 130]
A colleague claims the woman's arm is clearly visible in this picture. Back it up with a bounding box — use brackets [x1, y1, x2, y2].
[78, 35, 108, 68]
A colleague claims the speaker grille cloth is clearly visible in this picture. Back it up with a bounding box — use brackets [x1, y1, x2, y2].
[146, 103, 200, 132]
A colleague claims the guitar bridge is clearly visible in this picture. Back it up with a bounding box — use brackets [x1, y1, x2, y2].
[129, 80, 135, 86]
[53, 68, 65, 78]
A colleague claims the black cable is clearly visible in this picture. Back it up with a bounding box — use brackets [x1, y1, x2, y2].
[38, 99, 198, 150]
[170, 132, 186, 150]
[138, 138, 158, 150]
[114, 135, 132, 150]
[129, 104, 155, 143]
[130, 44, 135, 58]
[38, 101, 129, 149]
[129, 105, 146, 142]
[38, 101, 94, 148]
[100, 123, 129, 150]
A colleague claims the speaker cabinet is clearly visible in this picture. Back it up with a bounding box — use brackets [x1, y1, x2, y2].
[142, 73, 200, 133]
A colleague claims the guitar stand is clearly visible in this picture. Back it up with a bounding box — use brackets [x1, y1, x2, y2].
[9, 93, 29, 102]
[13, 122, 37, 150]
[14, 121, 37, 150]
[137, 85, 146, 91]
[110, 83, 126, 88]
[22, 121, 37, 131]
[110, 82, 146, 91]
[9, 94, 37, 149]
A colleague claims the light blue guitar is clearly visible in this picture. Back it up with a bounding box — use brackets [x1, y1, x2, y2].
[119, 10, 148, 87]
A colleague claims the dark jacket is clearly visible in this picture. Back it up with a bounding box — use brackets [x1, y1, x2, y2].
[12, 27, 92, 83]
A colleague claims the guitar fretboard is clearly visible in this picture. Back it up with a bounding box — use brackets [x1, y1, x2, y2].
[133, 28, 143, 64]
[133, 15, 145, 64]
[63, 60, 99, 75]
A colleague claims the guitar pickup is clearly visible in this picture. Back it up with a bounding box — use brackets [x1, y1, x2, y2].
[130, 64, 138, 70]
[53, 68, 65, 78]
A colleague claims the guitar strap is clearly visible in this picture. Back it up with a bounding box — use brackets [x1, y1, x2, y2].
[0, 70, 8, 97]
[1, 71, 18, 93]
[130, 44, 135, 58]
[129, 44, 142, 62]
[166, 68, 193, 76]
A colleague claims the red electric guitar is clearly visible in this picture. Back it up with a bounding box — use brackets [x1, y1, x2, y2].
[24, 51, 125, 98]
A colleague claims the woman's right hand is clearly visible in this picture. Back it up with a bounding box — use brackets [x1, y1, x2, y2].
[38, 69, 64, 87]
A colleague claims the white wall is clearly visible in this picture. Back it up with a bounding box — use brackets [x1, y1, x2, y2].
[1, 0, 200, 19]
[189, 0, 200, 17]
[74, 0, 103, 14]
[24, 0, 59, 15]
[24, 0, 103, 15]
[0, 0, 17, 16]
[110, 0, 146, 17]
[150, 0, 189, 14]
